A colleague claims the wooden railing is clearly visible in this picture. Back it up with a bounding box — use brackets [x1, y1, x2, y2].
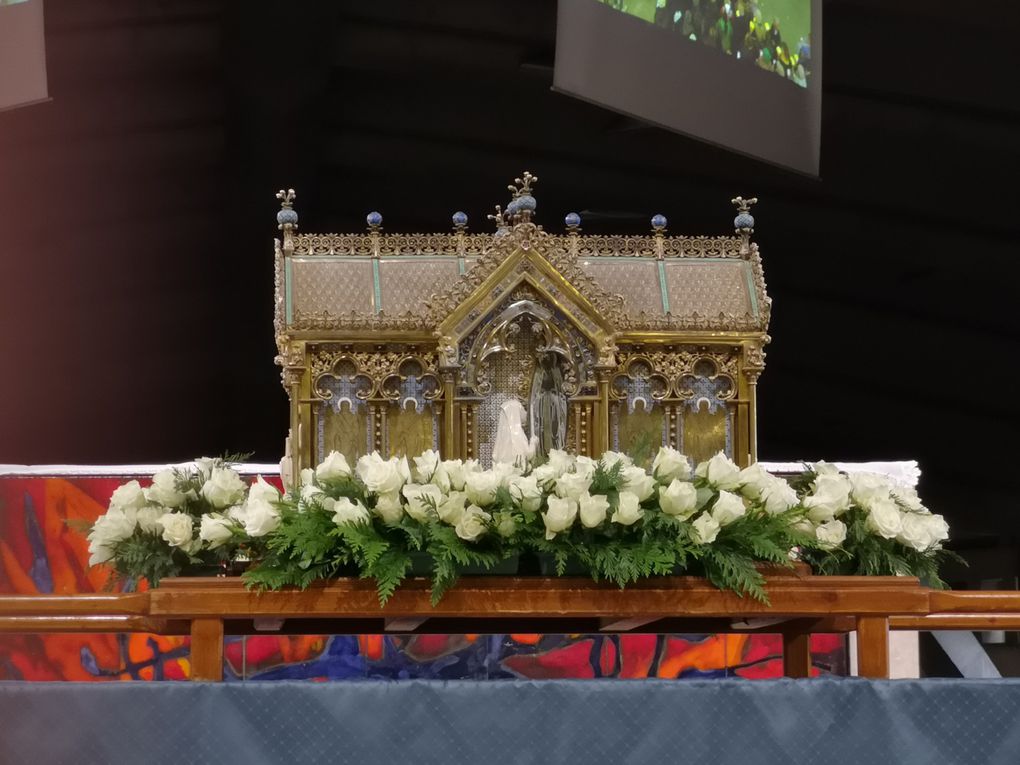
[2, 574, 1019, 681]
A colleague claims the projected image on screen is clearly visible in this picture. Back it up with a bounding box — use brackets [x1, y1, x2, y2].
[599, 0, 811, 88]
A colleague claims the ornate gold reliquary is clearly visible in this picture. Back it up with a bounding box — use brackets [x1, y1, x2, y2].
[273, 174, 770, 484]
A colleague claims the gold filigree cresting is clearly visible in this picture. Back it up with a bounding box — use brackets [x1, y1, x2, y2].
[291, 233, 492, 257]
[613, 346, 741, 400]
[292, 309, 435, 332]
[308, 348, 441, 401]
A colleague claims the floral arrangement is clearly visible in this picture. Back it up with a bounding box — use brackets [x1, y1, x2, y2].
[85, 449, 955, 605]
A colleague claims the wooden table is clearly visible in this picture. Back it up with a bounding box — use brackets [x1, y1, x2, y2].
[2, 570, 938, 681]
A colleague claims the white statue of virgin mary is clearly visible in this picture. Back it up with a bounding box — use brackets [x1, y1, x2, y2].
[492, 398, 537, 466]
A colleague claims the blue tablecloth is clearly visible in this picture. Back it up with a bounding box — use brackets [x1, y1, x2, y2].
[2, 678, 1019, 764]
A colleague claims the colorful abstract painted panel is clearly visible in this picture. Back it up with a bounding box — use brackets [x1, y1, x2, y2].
[0, 474, 846, 681]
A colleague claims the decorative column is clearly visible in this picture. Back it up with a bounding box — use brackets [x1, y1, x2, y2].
[594, 341, 617, 456]
[436, 337, 460, 460]
[275, 189, 302, 487]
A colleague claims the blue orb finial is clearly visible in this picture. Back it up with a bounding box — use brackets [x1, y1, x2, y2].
[564, 212, 581, 229]
[730, 196, 758, 234]
[515, 194, 537, 212]
[275, 188, 298, 230]
[366, 211, 383, 228]
[651, 213, 668, 231]
[452, 211, 468, 228]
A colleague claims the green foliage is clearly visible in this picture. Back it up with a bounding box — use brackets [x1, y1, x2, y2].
[244, 504, 354, 591]
[800, 507, 963, 588]
[108, 532, 189, 587]
[700, 547, 767, 602]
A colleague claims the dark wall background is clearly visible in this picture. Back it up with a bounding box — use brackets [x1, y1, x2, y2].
[1, 1, 1017, 562]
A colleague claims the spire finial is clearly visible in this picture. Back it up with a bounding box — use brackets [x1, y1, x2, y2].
[731, 196, 758, 255]
[276, 188, 298, 231]
[506, 170, 538, 223]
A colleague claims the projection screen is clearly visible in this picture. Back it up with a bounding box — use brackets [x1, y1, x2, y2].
[0, 0, 48, 112]
[554, 0, 821, 175]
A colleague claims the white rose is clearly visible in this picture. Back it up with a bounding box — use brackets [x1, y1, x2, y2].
[356, 454, 406, 495]
[495, 513, 517, 538]
[601, 451, 634, 471]
[194, 457, 217, 481]
[242, 498, 281, 537]
[158, 512, 195, 548]
[659, 479, 699, 519]
[738, 463, 773, 500]
[248, 475, 281, 505]
[803, 473, 851, 522]
[574, 456, 598, 480]
[146, 469, 189, 508]
[443, 459, 467, 491]
[891, 485, 926, 513]
[436, 491, 469, 525]
[651, 446, 691, 484]
[331, 497, 370, 526]
[199, 514, 235, 549]
[711, 490, 746, 527]
[316, 451, 353, 481]
[691, 513, 720, 545]
[201, 467, 247, 510]
[761, 478, 799, 515]
[850, 472, 893, 511]
[455, 505, 491, 542]
[530, 463, 560, 487]
[87, 508, 137, 565]
[300, 468, 315, 487]
[695, 452, 742, 490]
[402, 483, 443, 522]
[135, 506, 163, 534]
[87, 541, 115, 567]
[612, 491, 643, 526]
[415, 450, 451, 492]
[547, 449, 575, 476]
[92, 507, 137, 543]
[579, 492, 610, 528]
[397, 456, 412, 485]
[490, 461, 521, 487]
[109, 480, 147, 513]
[620, 466, 656, 502]
[464, 471, 500, 506]
[866, 497, 903, 539]
[815, 519, 847, 550]
[897, 512, 949, 551]
[555, 471, 593, 501]
[372, 491, 404, 525]
[300, 483, 326, 504]
[790, 517, 816, 536]
[925, 514, 950, 545]
[507, 475, 543, 512]
[813, 461, 840, 477]
[413, 449, 441, 481]
[542, 496, 578, 539]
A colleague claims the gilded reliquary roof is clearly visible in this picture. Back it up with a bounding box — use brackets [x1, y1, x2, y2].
[274, 182, 769, 336]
